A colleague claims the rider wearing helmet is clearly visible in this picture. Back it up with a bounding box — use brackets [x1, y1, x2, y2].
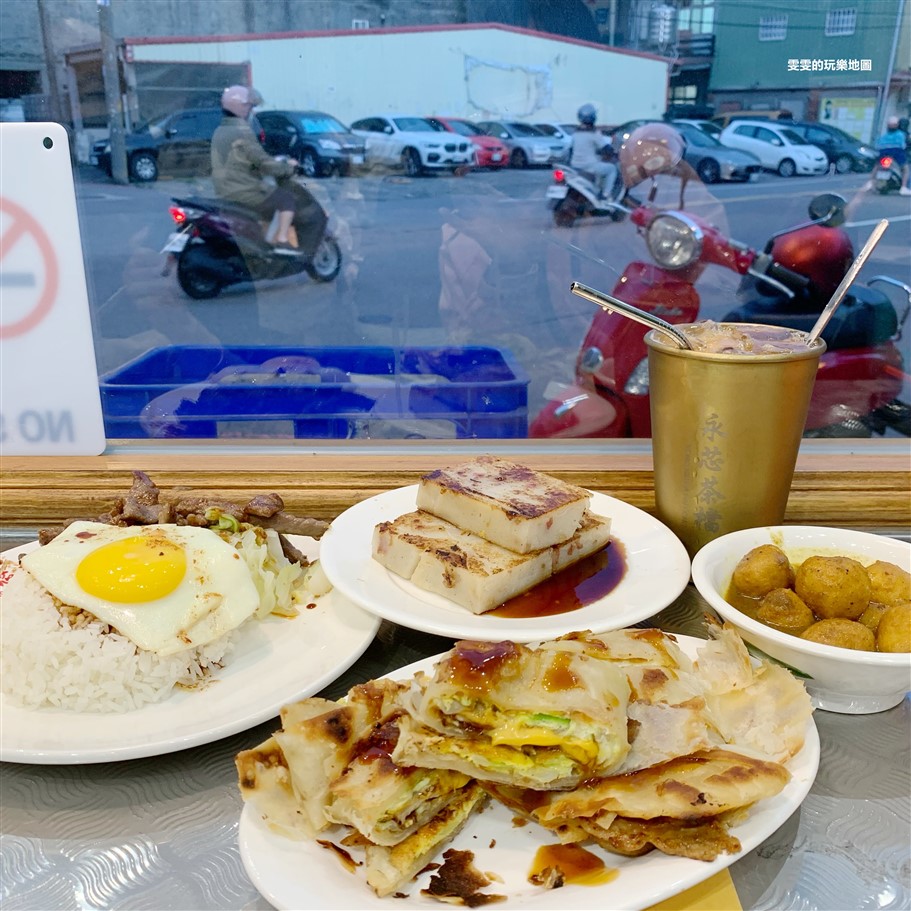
[211, 85, 301, 253]
[569, 103, 619, 201]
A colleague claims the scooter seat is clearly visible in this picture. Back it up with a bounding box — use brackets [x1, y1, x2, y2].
[724, 286, 897, 350]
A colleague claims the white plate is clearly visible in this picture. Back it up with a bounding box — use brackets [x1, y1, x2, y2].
[319, 487, 691, 641]
[239, 635, 820, 910]
[0, 536, 380, 764]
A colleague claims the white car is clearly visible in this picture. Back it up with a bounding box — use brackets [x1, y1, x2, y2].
[349, 114, 473, 176]
[719, 121, 829, 177]
[533, 122, 573, 162]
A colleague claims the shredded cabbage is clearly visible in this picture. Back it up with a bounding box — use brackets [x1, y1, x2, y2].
[229, 527, 306, 619]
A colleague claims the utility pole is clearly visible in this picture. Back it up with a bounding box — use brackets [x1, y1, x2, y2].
[98, 0, 128, 184]
[36, 0, 63, 123]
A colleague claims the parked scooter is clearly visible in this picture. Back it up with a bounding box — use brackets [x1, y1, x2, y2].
[546, 163, 626, 227]
[531, 188, 910, 439]
[161, 177, 341, 299]
[872, 149, 905, 194]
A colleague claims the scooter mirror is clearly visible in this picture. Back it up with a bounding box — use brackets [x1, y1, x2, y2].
[807, 193, 847, 227]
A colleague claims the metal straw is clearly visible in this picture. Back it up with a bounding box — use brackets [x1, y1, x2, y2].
[570, 281, 693, 349]
[807, 219, 889, 345]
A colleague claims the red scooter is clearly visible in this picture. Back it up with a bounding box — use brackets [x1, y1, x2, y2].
[530, 188, 911, 439]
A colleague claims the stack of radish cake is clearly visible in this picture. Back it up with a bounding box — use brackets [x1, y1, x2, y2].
[371, 457, 611, 614]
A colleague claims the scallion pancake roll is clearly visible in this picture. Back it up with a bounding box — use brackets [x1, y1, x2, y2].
[394, 639, 630, 789]
[324, 712, 473, 846]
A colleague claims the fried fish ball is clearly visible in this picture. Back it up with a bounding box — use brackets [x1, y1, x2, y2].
[866, 561, 911, 607]
[794, 556, 872, 620]
[756, 588, 815, 634]
[801, 618, 876, 651]
[731, 545, 795, 598]
[858, 602, 887, 633]
[875, 602, 911, 653]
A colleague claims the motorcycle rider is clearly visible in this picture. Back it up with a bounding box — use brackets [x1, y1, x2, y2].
[210, 85, 303, 253]
[873, 115, 910, 196]
[569, 104, 618, 201]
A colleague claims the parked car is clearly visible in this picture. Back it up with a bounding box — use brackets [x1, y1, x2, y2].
[604, 119, 760, 183]
[671, 118, 723, 139]
[257, 109, 365, 177]
[785, 121, 878, 173]
[424, 116, 509, 168]
[607, 118, 659, 151]
[475, 120, 565, 168]
[673, 121, 761, 183]
[719, 121, 829, 177]
[532, 122, 573, 161]
[90, 107, 263, 183]
[349, 115, 473, 176]
[711, 110, 796, 129]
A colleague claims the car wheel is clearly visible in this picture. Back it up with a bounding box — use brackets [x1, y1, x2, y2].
[129, 152, 159, 183]
[834, 154, 853, 174]
[510, 148, 528, 168]
[300, 150, 321, 178]
[402, 148, 422, 177]
[304, 235, 342, 282]
[777, 158, 796, 178]
[696, 158, 721, 184]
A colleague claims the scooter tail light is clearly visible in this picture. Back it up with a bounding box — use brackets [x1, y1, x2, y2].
[168, 206, 187, 225]
[623, 358, 651, 396]
[553, 168, 565, 183]
[879, 156, 894, 168]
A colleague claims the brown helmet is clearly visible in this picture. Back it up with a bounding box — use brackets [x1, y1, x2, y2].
[618, 123, 685, 187]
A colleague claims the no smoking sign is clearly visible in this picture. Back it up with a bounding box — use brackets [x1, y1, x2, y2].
[0, 122, 105, 455]
[0, 196, 59, 339]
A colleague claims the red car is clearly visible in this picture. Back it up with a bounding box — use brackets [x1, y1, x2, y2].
[426, 116, 510, 168]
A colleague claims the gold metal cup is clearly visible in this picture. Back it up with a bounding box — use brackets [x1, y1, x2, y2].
[645, 325, 826, 558]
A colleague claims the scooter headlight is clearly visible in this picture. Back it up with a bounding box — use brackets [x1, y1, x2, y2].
[645, 213, 703, 269]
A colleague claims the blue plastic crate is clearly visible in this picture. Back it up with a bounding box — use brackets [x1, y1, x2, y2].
[98, 345, 529, 440]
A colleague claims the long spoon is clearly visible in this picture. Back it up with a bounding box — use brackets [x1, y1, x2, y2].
[570, 281, 693, 349]
[807, 218, 889, 345]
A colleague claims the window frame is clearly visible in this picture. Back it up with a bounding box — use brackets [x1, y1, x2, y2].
[2, 441, 908, 537]
[758, 14, 788, 41]
[825, 7, 857, 36]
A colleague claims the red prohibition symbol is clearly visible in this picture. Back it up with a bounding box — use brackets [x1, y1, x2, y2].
[0, 196, 60, 339]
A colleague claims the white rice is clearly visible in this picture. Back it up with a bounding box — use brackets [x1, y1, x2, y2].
[0, 561, 239, 713]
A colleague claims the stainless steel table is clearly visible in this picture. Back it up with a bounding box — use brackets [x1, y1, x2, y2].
[1, 536, 909, 911]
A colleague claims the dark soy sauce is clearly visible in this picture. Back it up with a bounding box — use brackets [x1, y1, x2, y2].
[488, 538, 628, 619]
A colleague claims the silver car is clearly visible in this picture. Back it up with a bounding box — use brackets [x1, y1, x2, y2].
[476, 120, 566, 168]
[673, 121, 762, 183]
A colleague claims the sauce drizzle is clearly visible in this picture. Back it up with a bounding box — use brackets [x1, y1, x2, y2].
[489, 538, 628, 618]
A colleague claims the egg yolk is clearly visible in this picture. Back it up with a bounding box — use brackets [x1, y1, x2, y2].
[76, 535, 187, 603]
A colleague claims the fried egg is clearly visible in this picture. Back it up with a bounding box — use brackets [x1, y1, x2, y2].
[20, 521, 261, 657]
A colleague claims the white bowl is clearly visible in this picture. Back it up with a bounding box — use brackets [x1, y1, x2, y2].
[692, 526, 911, 715]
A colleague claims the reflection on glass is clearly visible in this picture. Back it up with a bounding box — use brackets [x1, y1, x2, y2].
[12, 0, 906, 443]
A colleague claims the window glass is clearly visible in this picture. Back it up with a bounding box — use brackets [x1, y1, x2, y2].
[298, 114, 350, 134]
[779, 127, 807, 144]
[9, 0, 905, 449]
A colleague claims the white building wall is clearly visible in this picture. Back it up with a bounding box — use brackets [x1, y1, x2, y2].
[127, 26, 668, 126]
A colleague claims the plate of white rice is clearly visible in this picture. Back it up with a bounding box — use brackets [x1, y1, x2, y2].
[0, 536, 380, 764]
